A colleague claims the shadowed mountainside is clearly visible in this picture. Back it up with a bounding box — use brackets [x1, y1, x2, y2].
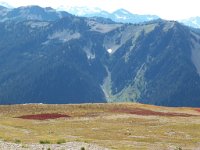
[0, 6, 200, 106]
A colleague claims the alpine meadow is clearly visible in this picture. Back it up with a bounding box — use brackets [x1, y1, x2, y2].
[0, 2, 200, 149]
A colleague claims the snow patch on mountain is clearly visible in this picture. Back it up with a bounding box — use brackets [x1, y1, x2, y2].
[107, 49, 113, 54]
[115, 14, 127, 20]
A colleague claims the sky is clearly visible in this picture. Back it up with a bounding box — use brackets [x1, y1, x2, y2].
[0, 0, 200, 20]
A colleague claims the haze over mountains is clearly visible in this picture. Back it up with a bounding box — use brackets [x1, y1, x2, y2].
[60, 7, 159, 24]
[59, 6, 200, 28]
[1, 5, 200, 106]
[181, 17, 200, 28]
[2, 4, 200, 28]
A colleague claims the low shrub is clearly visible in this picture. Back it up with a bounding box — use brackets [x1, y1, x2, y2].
[56, 139, 66, 144]
[81, 147, 85, 150]
[14, 139, 21, 143]
[39, 140, 51, 144]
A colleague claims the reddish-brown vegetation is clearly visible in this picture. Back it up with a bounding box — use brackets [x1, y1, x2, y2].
[17, 113, 70, 120]
[195, 108, 200, 113]
[113, 108, 196, 117]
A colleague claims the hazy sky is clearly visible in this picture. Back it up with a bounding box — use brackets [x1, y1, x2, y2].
[0, 0, 199, 20]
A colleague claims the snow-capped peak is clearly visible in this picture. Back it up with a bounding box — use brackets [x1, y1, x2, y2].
[0, 2, 13, 8]
[181, 16, 200, 28]
[57, 6, 102, 16]
[113, 9, 132, 15]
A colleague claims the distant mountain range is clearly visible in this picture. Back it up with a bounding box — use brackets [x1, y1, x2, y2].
[59, 6, 200, 29]
[0, 2, 12, 8]
[1, 5, 200, 106]
[58, 6, 159, 24]
[2, 5, 200, 28]
[181, 17, 200, 28]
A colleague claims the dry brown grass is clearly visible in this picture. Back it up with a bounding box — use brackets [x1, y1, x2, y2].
[0, 103, 200, 149]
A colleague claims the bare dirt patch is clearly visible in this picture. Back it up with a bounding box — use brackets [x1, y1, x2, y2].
[17, 113, 70, 120]
[112, 108, 196, 117]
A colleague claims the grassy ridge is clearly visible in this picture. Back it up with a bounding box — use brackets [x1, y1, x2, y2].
[0, 103, 199, 149]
